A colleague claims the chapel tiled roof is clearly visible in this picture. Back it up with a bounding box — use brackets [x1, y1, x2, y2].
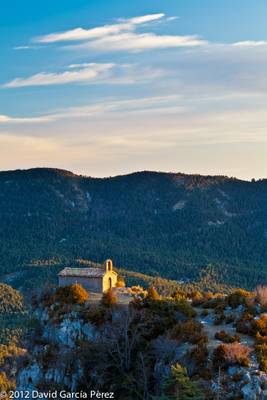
[58, 267, 106, 278]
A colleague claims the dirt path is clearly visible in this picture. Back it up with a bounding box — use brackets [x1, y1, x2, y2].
[88, 288, 132, 305]
[194, 307, 255, 353]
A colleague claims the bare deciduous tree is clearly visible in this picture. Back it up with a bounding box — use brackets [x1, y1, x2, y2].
[101, 308, 151, 399]
[255, 285, 267, 307]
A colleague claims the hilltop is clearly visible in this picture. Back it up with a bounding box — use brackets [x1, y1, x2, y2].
[1, 261, 267, 398]
[0, 168, 267, 288]
[14, 282, 267, 399]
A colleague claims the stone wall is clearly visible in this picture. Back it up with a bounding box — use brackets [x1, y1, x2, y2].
[103, 271, 117, 292]
[58, 276, 103, 292]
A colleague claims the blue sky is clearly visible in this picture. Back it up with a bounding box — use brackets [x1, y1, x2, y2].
[1, 0, 267, 179]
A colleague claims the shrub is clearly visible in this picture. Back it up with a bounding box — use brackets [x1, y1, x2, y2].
[235, 312, 254, 335]
[41, 344, 58, 367]
[144, 298, 196, 321]
[174, 300, 196, 319]
[82, 304, 109, 325]
[128, 286, 148, 300]
[161, 363, 204, 400]
[130, 285, 144, 293]
[252, 316, 267, 337]
[69, 284, 89, 305]
[255, 285, 267, 307]
[33, 286, 55, 307]
[0, 371, 15, 391]
[225, 315, 234, 324]
[138, 299, 196, 338]
[101, 289, 118, 307]
[171, 320, 208, 345]
[213, 314, 225, 325]
[116, 276, 126, 288]
[147, 286, 161, 301]
[226, 289, 253, 309]
[191, 291, 204, 307]
[189, 344, 209, 368]
[172, 289, 187, 301]
[255, 343, 267, 373]
[199, 368, 212, 381]
[55, 284, 89, 305]
[214, 330, 240, 344]
[0, 344, 24, 366]
[213, 343, 251, 368]
[256, 331, 267, 345]
[232, 373, 244, 382]
[204, 292, 214, 301]
[214, 300, 226, 313]
[190, 290, 202, 299]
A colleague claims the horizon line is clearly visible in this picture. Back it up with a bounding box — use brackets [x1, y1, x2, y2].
[0, 166, 265, 183]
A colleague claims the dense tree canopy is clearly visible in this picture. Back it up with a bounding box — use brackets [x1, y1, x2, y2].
[0, 168, 267, 290]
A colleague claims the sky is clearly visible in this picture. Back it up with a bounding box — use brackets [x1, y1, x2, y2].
[1, 0, 267, 180]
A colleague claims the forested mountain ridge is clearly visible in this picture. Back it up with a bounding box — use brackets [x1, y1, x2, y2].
[0, 167, 267, 288]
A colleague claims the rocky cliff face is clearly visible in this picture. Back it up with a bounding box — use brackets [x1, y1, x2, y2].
[17, 307, 99, 395]
[15, 286, 267, 400]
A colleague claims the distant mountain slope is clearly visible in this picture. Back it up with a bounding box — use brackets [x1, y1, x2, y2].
[0, 283, 26, 346]
[0, 283, 24, 314]
[0, 168, 267, 288]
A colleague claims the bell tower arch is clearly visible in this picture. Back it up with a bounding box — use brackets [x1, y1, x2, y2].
[105, 259, 113, 272]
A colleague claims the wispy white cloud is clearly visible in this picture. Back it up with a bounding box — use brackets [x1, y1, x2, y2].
[166, 17, 179, 22]
[13, 45, 47, 51]
[76, 32, 207, 52]
[232, 41, 267, 47]
[118, 14, 166, 25]
[32, 13, 206, 53]
[35, 13, 165, 43]
[3, 63, 114, 88]
[0, 95, 182, 125]
[0, 114, 55, 124]
[13, 45, 31, 50]
[3, 62, 168, 89]
[0, 115, 11, 122]
[68, 63, 95, 69]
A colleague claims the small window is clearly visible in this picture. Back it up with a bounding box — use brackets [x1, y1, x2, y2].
[109, 277, 112, 289]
